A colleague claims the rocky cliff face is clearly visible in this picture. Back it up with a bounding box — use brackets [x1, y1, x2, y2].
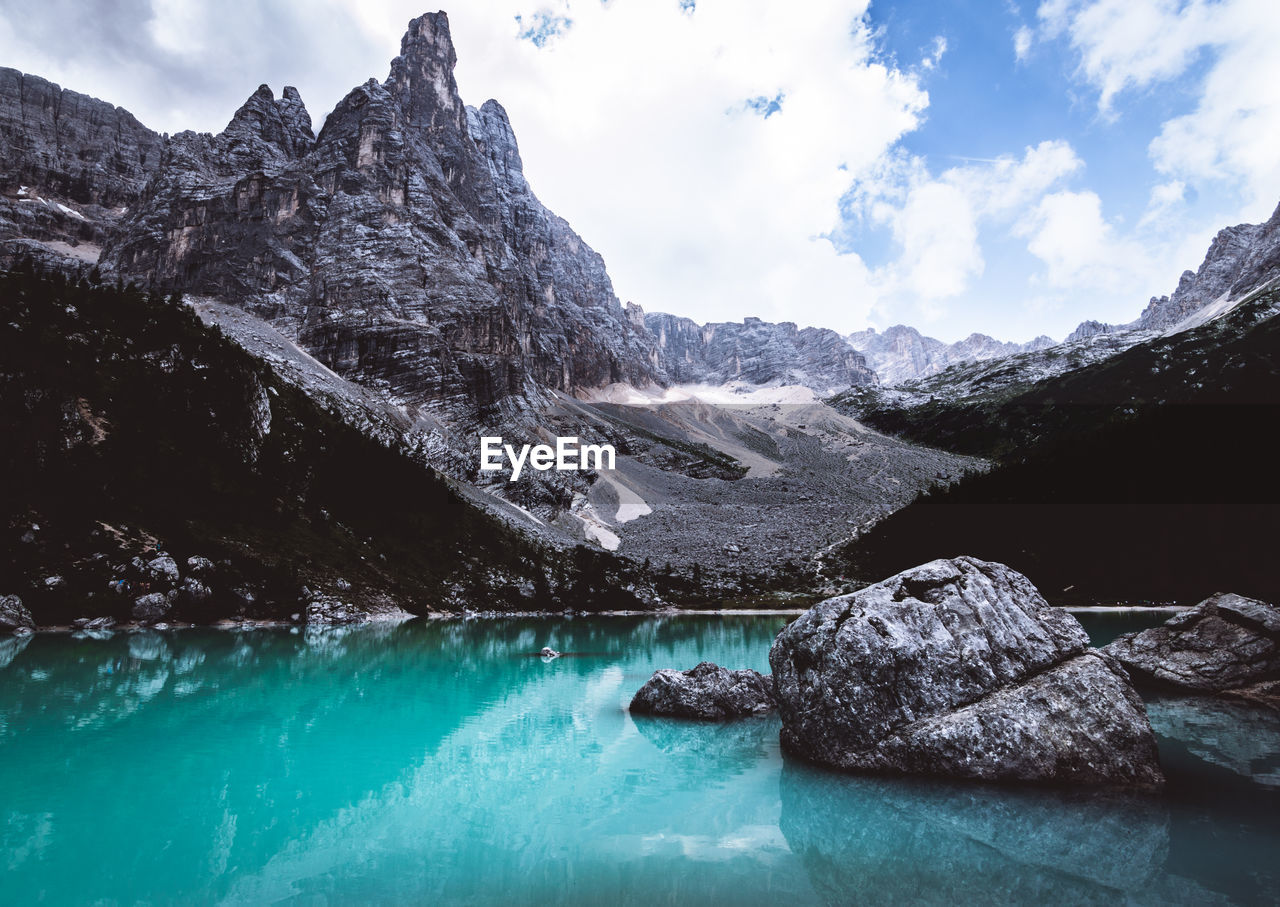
[1131, 203, 1280, 332]
[1062, 202, 1280, 343]
[646, 310, 876, 393]
[1, 18, 879, 404]
[846, 324, 1054, 386]
[0, 68, 163, 252]
[100, 12, 660, 407]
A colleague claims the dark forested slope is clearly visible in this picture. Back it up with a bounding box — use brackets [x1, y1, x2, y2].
[0, 265, 650, 625]
[831, 289, 1280, 604]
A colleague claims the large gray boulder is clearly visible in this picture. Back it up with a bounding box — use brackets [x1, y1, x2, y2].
[1, 594, 35, 634]
[132, 592, 171, 623]
[145, 556, 180, 583]
[1105, 592, 1280, 696]
[630, 662, 776, 720]
[769, 557, 1163, 787]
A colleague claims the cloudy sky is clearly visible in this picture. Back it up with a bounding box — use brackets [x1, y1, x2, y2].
[2, 0, 1277, 341]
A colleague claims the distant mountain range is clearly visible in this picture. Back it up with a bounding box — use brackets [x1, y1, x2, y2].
[846, 326, 1056, 385]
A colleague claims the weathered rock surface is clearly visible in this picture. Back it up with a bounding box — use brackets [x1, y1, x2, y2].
[769, 557, 1164, 787]
[132, 592, 172, 623]
[0, 67, 163, 251]
[1, 594, 35, 634]
[185, 556, 215, 576]
[1105, 593, 1280, 696]
[4, 14, 878, 410]
[146, 555, 180, 583]
[647, 311, 876, 393]
[630, 661, 776, 719]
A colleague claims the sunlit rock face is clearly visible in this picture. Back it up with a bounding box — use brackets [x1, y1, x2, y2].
[1, 14, 880, 409]
[646, 312, 876, 394]
[1131, 203, 1280, 332]
[846, 324, 1054, 386]
[770, 557, 1165, 788]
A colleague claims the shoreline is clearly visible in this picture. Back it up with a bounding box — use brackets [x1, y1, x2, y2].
[14, 603, 1187, 635]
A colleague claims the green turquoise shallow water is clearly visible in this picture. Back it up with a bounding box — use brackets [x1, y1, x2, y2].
[2, 613, 1278, 905]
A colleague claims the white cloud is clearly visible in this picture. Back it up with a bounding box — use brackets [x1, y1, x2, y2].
[1013, 25, 1033, 61]
[1138, 179, 1186, 227]
[1040, 0, 1280, 221]
[1037, 0, 1213, 113]
[436, 0, 931, 331]
[1016, 190, 1163, 315]
[854, 140, 1084, 324]
[921, 35, 948, 71]
[3, 0, 1275, 342]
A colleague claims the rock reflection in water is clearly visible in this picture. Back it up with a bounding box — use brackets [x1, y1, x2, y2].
[1146, 694, 1280, 787]
[778, 763, 1193, 905]
[632, 714, 778, 777]
[0, 633, 31, 669]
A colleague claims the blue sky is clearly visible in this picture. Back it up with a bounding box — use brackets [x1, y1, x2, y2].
[1, 0, 1277, 342]
[840, 0, 1249, 340]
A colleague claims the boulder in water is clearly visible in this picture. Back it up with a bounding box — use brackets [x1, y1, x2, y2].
[769, 557, 1163, 788]
[1105, 593, 1280, 702]
[631, 661, 776, 720]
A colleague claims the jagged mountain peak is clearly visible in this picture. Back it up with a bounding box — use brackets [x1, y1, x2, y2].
[222, 83, 314, 160]
[1062, 200, 1280, 342]
[386, 11, 466, 132]
[470, 99, 525, 182]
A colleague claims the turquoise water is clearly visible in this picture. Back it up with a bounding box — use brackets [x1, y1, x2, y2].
[2, 614, 1278, 905]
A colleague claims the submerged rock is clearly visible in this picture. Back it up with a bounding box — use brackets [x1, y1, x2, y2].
[1, 594, 34, 634]
[630, 661, 776, 720]
[1144, 694, 1280, 786]
[1105, 593, 1280, 699]
[769, 557, 1163, 787]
